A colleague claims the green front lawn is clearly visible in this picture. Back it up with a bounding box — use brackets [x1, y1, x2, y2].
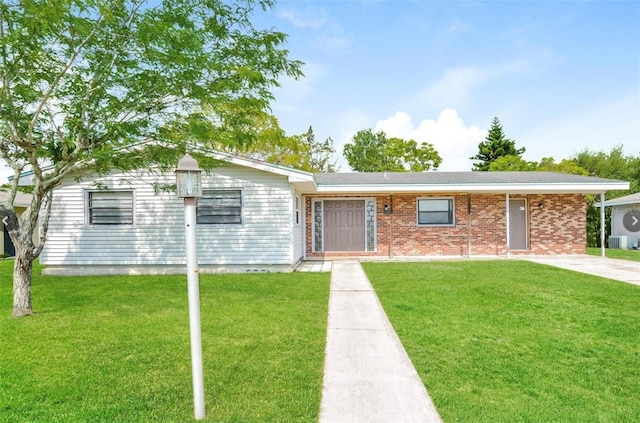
[587, 247, 640, 262]
[0, 260, 330, 422]
[365, 261, 640, 422]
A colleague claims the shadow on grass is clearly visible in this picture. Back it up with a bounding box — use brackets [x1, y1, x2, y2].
[1, 261, 330, 423]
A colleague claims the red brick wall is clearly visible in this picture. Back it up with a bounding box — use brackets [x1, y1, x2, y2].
[304, 193, 586, 258]
[389, 194, 469, 256]
[524, 193, 586, 255]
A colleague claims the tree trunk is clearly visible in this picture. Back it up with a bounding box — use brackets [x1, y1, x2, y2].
[13, 252, 35, 317]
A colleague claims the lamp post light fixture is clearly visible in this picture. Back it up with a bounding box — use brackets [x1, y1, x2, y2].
[175, 153, 205, 420]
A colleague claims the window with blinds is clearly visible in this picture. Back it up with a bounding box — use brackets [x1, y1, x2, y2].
[87, 191, 134, 225]
[197, 190, 242, 224]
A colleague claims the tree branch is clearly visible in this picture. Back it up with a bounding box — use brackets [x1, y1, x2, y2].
[33, 190, 53, 258]
[27, 19, 102, 142]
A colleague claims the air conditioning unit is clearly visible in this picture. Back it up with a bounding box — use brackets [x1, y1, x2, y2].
[608, 236, 628, 249]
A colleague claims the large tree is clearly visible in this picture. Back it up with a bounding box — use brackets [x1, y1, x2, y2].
[488, 155, 589, 174]
[222, 122, 338, 172]
[487, 155, 537, 171]
[471, 117, 525, 171]
[572, 145, 640, 247]
[343, 129, 441, 172]
[301, 126, 338, 173]
[0, 0, 302, 317]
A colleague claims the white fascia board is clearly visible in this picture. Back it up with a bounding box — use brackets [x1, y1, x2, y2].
[316, 181, 630, 194]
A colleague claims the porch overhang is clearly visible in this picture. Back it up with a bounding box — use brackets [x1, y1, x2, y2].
[315, 181, 630, 195]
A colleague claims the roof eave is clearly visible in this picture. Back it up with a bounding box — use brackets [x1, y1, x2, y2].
[315, 182, 630, 194]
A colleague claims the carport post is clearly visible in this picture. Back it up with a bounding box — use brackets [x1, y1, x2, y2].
[506, 193, 510, 257]
[600, 192, 605, 257]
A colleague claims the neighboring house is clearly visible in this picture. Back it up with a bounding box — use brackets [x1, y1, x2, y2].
[0, 189, 36, 257]
[24, 151, 628, 275]
[600, 192, 640, 249]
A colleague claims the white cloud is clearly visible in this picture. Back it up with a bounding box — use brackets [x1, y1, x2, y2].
[418, 60, 532, 110]
[312, 34, 351, 52]
[277, 7, 329, 29]
[277, 6, 351, 54]
[375, 109, 486, 171]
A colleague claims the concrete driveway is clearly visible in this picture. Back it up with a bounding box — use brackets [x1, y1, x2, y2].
[522, 255, 640, 286]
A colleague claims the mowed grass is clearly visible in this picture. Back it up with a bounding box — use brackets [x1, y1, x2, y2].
[587, 247, 640, 262]
[0, 260, 329, 422]
[364, 260, 640, 422]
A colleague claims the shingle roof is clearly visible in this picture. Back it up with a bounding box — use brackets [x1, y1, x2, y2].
[601, 191, 640, 207]
[312, 171, 628, 194]
[315, 171, 622, 185]
[0, 189, 32, 207]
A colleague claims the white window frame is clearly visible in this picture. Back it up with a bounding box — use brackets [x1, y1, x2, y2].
[294, 195, 301, 226]
[417, 197, 455, 227]
[85, 189, 135, 226]
[197, 189, 243, 225]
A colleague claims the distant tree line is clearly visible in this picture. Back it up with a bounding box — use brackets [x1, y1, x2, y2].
[466, 117, 639, 247]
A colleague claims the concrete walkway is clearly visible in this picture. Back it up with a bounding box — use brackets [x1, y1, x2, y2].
[522, 255, 640, 286]
[319, 260, 442, 423]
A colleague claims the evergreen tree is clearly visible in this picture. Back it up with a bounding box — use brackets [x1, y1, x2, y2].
[471, 117, 525, 171]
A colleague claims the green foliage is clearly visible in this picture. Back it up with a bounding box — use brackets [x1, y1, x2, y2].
[220, 121, 337, 172]
[343, 129, 442, 172]
[573, 145, 640, 194]
[0, 0, 302, 315]
[0, 0, 302, 176]
[572, 145, 640, 247]
[586, 247, 640, 262]
[304, 126, 338, 173]
[365, 261, 640, 422]
[471, 117, 525, 171]
[536, 157, 589, 175]
[488, 155, 589, 175]
[0, 260, 330, 421]
[263, 125, 338, 172]
[488, 155, 537, 171]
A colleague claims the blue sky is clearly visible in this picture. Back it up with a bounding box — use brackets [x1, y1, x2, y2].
[1, 0, 638, 181]
[258, 0, 640, 171]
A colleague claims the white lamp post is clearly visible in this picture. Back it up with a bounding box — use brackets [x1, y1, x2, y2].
[176, 153, 205, 420]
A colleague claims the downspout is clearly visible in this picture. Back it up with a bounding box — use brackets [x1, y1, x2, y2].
[600, 191, 606, 257]
[467, 193, 472, 258]
[506, 193, 510, 258]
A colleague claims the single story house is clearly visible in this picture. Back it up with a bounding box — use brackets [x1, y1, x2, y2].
[21, 151, 628, 275]
[0, 189, 36, 257]
[599, 192, 640, 249]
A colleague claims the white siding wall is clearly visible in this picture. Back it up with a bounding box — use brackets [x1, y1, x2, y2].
[41, 165, 296, 268]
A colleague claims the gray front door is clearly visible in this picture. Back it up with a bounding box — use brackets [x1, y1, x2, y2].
[509, 199, 528, 250]
[324, 200, 365, 251]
